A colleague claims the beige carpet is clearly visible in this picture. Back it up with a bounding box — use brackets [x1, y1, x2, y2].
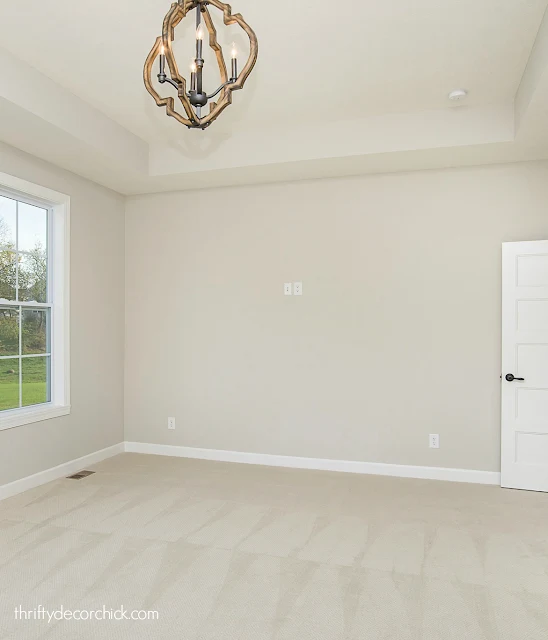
[1, 453, 548, 639]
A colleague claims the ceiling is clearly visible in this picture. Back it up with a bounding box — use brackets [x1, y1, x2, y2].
[0, 0, 547, 194]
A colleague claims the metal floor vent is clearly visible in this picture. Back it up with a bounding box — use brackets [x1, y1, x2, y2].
[66, 470, 96, 480]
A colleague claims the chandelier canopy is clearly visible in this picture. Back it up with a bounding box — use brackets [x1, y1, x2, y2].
[144, 0, 258, 130]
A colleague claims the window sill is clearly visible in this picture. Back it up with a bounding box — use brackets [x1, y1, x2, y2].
[0, 404, 71, 432]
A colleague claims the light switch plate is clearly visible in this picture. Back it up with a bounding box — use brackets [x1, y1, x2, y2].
[284, 283, 293, 295]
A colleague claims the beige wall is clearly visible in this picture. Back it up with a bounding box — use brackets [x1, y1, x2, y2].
[125, 162, 548, 473]
[0, 142, 125, 485]
[4, 148, 546, 486]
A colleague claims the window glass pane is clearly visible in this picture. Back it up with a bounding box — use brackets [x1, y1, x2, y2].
[0, 192, 55, 415]
[22, 356, 50, 407]
[22, 309, 48, 355]
[0, 357, 19, 411]
[18, 253, 47, 303]
[0, 250, 17, 301]
[18, 202, 48, 254]
[0, 196, 16, 248]
[0, 307, 19, 356]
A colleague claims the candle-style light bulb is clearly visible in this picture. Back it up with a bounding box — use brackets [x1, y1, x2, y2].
[190, 60, 197, 92]
[195, 23, 205, 62]
[159, 41, 166, 76]
[230, 42, 238, 80]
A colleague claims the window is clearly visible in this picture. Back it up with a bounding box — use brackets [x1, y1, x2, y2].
[0, 173, 69, 430]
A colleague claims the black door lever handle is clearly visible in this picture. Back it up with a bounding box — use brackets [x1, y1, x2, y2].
[505, 374, 525, 382]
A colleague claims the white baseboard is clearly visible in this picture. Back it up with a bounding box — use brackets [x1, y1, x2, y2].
[124, 442, 501, 486]
[0, 443, 125, 501]
[0, 441, 500, 502]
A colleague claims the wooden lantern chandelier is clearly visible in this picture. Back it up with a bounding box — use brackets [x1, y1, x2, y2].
[144, 0, 258, 130]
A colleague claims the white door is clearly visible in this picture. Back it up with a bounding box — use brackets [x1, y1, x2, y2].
[502, 240, 548, 491]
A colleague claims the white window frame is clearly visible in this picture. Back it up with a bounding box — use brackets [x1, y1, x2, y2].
[0, 171, 70, 431]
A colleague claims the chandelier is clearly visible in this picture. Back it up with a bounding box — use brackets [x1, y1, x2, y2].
[144, 0, 258, 130]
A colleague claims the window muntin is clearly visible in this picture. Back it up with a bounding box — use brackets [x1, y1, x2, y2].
[0, 193, 51, 412]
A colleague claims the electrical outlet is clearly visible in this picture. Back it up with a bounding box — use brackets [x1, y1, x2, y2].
[293, 281, 303, 296]
[284, 283, 293, 295]
[168, 417, 176, 430]
[429, 434, 439, 449]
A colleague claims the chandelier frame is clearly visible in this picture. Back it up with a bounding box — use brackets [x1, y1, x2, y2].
[143, 0, 258, 130]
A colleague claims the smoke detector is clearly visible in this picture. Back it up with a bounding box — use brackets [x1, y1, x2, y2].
[448, 89, 468, 101]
